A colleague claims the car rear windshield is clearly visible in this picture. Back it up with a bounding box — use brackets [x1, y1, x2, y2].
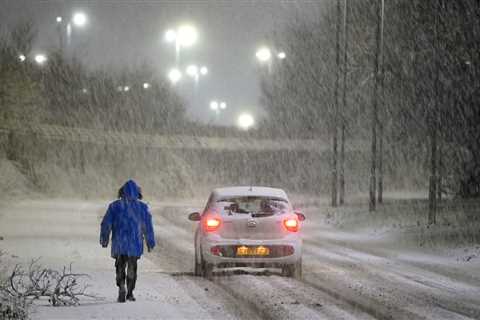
[214, 196, 290, 215]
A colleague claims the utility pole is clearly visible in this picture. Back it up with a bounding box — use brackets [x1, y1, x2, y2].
[332, 0, 342, 207]
[370, 0, 383, 211]
[340, 0, 349, 205]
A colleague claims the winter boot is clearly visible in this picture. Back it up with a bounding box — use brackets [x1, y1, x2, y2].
[117, 285, 126, 303]
[126, 291, 136, 301]
[126, 276, 136, 301]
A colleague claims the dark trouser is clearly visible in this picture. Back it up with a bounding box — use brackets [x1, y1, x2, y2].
[115, 255, 138, 293]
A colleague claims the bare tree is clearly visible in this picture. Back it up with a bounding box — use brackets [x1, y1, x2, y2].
[339, 0, 350, 205]
[370, 0, 384, 211]
[332, 0, 342, 207]
[0, 258, 98, 316]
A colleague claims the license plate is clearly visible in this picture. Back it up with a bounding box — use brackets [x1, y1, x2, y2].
[236, 246, 270, 256]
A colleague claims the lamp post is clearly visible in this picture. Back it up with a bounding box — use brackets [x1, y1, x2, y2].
[186, 64, 208, 86]
[168, 68, 182, 85]
[255, 46, 286, 73]
[210, 100, 227, 123]
[56, 11, 88, 52]
[164, 24, 198, 65]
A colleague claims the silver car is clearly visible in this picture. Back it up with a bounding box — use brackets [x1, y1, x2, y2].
[188, 186, 305, 278]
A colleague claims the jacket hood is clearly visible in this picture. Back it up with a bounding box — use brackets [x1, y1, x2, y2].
[120, 180, 141, 200]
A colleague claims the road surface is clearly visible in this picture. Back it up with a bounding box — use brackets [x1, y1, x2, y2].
[0, 200, 479, 319]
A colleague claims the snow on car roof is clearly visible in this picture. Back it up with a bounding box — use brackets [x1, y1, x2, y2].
[212, 186, 289, 201]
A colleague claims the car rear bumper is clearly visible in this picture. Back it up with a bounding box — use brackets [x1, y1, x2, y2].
[200, 237, 302, 266]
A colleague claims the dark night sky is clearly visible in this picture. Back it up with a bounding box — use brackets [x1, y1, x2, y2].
[0, 0, 319, 125]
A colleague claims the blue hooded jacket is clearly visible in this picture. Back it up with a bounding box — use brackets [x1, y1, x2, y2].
[100, 180, 155, 258]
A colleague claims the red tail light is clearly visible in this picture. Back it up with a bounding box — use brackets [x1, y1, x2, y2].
[284, 218, 299, 232]
[204, 217, 221, 232]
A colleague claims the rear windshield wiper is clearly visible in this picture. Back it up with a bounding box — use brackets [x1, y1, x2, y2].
[251, 212, 275, 218]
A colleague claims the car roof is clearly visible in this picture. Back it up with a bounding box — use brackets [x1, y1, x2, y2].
[211, 186, 289, 201]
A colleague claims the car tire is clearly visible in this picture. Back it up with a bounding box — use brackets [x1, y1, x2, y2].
[202, 262, 214, 278]
[194, 249, 203, 276]
[195, 247, 214, 278]
[283, 259, 302, 279]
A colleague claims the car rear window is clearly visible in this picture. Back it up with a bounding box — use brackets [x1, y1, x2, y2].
[213, 196, 290, 215]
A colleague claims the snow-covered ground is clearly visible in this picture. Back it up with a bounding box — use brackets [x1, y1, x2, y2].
[1, 197, 480, 319]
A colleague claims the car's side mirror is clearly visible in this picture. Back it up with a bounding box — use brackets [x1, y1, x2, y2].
[295, 211, 306, 221]
[188, 212, 201, 221]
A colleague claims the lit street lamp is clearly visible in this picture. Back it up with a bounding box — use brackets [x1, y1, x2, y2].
[18, 54, 26, 62]
[177, 25, 198, 47]
[164, 24, 198, 64]
[256, 47, 271, 62]
[34, 54, 47, 65]
[185, 64, 208, 85]
[143, 82, 151, 89]
[56, 11, 88, 51]
[168, 68, 182, 84]
[256, 46, 286, 63]
[72, 12, 87, 27]
[165, 29, 176, 42]
[210, 101, 219, 111]
[210, 100, 227, 124]
[237, 113, 255, 130]
[186, 65, 199, 78]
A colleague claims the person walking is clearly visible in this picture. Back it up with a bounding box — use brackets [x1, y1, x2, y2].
[100, 180, 155, 303]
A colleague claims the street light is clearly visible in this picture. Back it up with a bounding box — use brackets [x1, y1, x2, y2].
[186, 65, 199, 78]
[72, 12, 87, 27]
[237, 113, 254, 130]
[220, 102, 227, 110]
[18, 54, 26, 62]
[277, 52, 286, 59]
[56, 12, 88, 51]
[186, 64, 209, 85]
[168, 68, 182, 84]
[165, 29, 177, 42]
[34, 54, 47, 65]
[123, 86, 130, 92]
[164, 24, 198, 64]
[210, 101, 219, 111]
[256, 47, 271, 62]
[177, 25, 198, 47]
[143, 82, 151, 89]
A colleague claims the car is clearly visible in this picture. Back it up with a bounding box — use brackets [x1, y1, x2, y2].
[188, 186, 305, 279]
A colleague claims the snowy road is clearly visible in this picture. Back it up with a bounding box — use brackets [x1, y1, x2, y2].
[1, 200, 480, 319]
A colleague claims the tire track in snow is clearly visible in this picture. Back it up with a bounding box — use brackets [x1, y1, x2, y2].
[150, 207, 271, 319]
[155, 205, 398, 319]
[152, 205, 388, 319]
[302, 240, 480, 319]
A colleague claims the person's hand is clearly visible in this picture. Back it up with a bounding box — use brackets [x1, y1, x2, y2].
[100, 241, 108, 248]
